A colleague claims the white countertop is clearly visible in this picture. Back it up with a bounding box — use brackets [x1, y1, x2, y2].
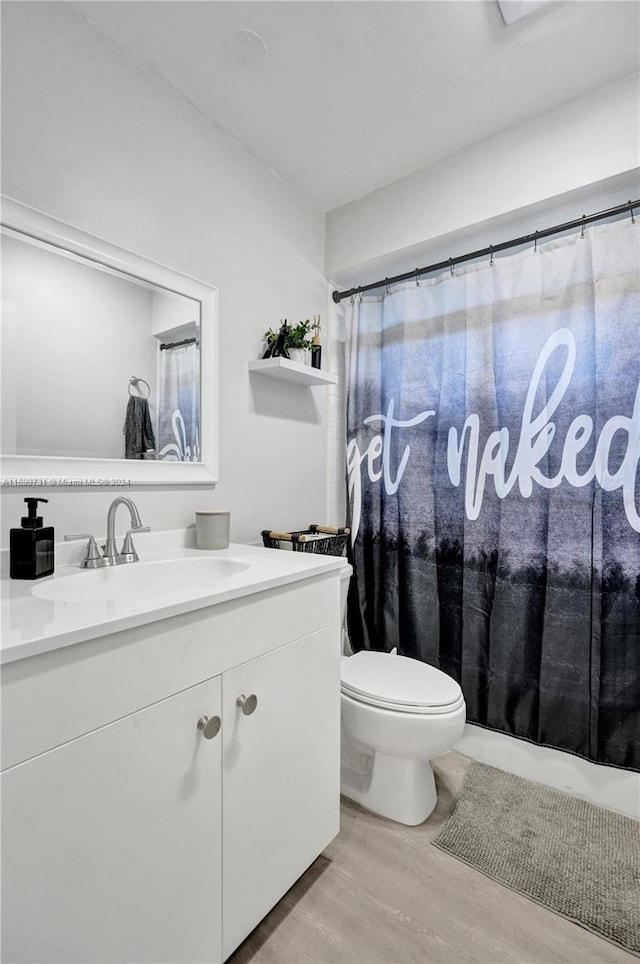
[1, 537, 347, 666]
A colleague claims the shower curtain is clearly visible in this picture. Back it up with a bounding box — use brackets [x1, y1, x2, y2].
[346, 217, 639, 770]
[157, 341, 200, 461]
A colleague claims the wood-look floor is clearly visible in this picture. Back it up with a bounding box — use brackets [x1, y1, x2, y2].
[229, 751, 636, 964]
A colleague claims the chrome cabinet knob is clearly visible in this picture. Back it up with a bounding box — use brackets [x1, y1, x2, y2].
[236, 693, 258, 715]
[197, 715, 221, 739]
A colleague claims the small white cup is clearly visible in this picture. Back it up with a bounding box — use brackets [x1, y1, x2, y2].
[195, 511, 230, 550]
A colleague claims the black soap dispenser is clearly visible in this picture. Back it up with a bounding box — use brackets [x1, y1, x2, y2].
[10, 498, 55, 579]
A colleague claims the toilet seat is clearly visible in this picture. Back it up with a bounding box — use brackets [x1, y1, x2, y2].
[341, 651, 464, 715]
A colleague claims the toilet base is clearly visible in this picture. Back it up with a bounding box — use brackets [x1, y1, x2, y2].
[341, 750, 437, 826]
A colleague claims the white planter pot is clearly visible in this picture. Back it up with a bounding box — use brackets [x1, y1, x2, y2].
[288, 348, 311, 365]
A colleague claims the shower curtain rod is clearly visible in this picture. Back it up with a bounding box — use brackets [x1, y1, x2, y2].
[331, 198, 639, 304]
[159, 336, 199, 351]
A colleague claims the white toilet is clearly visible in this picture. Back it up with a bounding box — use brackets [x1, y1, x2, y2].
[338, 562, 466, 826]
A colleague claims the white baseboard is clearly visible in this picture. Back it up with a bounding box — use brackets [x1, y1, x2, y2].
[454, 724, 639, 819]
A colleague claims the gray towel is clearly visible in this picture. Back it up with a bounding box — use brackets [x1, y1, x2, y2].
[124, 396, 156, 460]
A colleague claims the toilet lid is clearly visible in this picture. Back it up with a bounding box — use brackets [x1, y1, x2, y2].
[341, 651, 464, 714]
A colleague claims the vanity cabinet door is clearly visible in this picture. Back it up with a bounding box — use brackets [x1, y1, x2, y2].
[221, 624, 341, 959]
[1, 676, 223, 964]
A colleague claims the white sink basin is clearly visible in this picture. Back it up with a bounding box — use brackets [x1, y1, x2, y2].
[31, 557, 250, 604]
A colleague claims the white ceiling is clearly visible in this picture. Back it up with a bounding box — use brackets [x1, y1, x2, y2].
[69, 1, 639, 212]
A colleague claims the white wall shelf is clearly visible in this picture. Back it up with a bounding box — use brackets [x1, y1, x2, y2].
[248, 357, 338, 386]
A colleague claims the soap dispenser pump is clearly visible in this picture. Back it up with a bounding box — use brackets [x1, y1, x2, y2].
[10, 497, 55, 579]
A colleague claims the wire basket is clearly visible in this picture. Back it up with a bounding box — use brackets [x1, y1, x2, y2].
[262, 524, 350, 556]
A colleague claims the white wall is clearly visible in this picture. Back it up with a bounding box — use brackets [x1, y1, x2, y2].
[2, 234, 158, 459]
[2, 4, 637, 551]
[0, 2, 329, 547]
[326, 72, 640, 281]
[151, 289, 199, 339]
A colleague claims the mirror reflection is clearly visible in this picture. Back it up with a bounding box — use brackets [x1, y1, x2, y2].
[1, 229, 201, 462]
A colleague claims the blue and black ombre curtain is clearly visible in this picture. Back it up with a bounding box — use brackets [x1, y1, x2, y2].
[345, 217, 639, 770]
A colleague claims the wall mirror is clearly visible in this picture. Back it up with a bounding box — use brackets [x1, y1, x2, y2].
[0, 197, 218, 484]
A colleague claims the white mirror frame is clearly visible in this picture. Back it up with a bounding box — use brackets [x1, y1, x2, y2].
[0, 197, 218, 485]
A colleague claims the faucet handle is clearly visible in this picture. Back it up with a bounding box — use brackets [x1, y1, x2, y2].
[119, 525, 151, 564]
[64, 533, 103, 569]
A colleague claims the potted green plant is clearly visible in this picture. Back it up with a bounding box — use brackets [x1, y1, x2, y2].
[263, 319, 316, 364]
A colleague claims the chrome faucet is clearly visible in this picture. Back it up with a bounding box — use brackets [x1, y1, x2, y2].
[64, 497, 150, 568]
[102, 497, 150, 565]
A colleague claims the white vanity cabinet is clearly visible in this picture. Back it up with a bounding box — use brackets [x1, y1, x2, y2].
[2, 677, 224, 964]
[1, 571, 341, 964]
[222, 625, 339, 959]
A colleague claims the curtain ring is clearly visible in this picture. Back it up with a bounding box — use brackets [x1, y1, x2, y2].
[580, 215, 586, 239]
[533, 230, 538, 253]
[629, 200, 636, 224]
[358, 291, 363, 303]
[350, 294, 355, 305]
[449, 258, 455, 277]
[415, 268, 421, 287]
[489, 245, 494, 267]
[385, 278, 390, 294]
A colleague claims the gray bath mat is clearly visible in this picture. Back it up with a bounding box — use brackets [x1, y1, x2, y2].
[433, 761, 640, 955]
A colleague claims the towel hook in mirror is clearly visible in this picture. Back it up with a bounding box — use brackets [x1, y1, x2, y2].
[129, 376, 150, 399]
